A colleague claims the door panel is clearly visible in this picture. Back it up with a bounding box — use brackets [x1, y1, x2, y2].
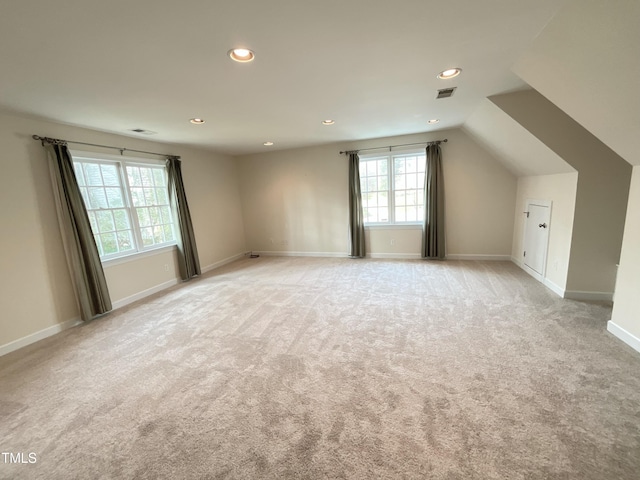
[523, 202, 550, 276]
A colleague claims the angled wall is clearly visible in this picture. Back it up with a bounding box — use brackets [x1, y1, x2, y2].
[490, 90, 632, 297]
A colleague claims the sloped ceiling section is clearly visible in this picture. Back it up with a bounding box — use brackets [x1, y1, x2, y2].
[462, 97, 574, 177]
[512, 0, 640, 166]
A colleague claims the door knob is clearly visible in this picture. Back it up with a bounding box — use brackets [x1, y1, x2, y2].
[539, 223, 547, 228]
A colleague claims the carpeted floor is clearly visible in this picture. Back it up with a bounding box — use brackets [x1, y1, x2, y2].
[1, 257, 639, 479]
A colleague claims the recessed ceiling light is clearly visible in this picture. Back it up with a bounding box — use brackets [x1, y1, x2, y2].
[437, 68, 461, 80]
[263, 141, 274, 146]
[228, 48, 255, 63]
[190, 118, 205, 124]
[322, 120, 335, 125]
[427, 119, 440, 124]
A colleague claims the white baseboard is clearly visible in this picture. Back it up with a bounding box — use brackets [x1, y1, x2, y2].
[368, 253, 421, 259]
[564, 290, 613, 302]
[201, 252, 247, 273]
[254, 251, 345, 258]
[446, 254, 511, 261]
[543, 278, 565, 298]
[0, 317, 82, 357]
[607, 321, 640, 354]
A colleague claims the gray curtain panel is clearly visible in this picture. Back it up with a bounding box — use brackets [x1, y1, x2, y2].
[166, 157, 201, 280]
[45, 142, 112, 321]
[421, 144, 445, 259]
[348, 152, 366, 258]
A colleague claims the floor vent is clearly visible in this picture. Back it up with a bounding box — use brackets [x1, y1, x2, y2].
[436, 87, 457, 99]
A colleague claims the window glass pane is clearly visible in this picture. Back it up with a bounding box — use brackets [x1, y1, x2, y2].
[418, 156, 426, 172]
[140, 168, 154, 186]
[163, 224, 175, 242]
[100, 164, 119, 186]
[152, 168, 165, 186]
[407, 174, 417, 190]
[406, 156, 417, 173]
[160, 206, 172, 224]
[96, 210, 115, 233]
[87, 211, 97, 232]
[153, 226, 164, 244]
[79, 187, 89, 206]
[105, 187, 124, 208]
[137, 208, 151, 227]
[367, 177, 377, 192]
[379, 207, 389, 222]
[94, 235, 104, 256]
[406, 190, 418, 206]
[156, 188, 168, 205]
[395, 174, 406, 190]
[377, 159, 387, 175]
[141, 227, 154, 246]
[100, 232, 118, 255]
[418, 172, 425, 189]
[88, 188, 108, 209]
[113, 209, 130, 230]
[85, 164, 102, 186]
[144, 188, 157, 205]
[396, 206, 406, 222]
[395, 190, 406, 207]
[394, 158, 405, 175]
[377, 192, 388, 207]
[406, 206, 418, 222]
[127, 167, 142, 186]
[131, 188, 144, 207]
[117, 231, 134, 252]
[74, 164, 85, 186]
[378, 175, 388, 191]
[148, 207, 160, 225]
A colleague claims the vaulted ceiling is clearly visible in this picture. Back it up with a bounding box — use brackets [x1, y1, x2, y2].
[0, 0, 563, 155]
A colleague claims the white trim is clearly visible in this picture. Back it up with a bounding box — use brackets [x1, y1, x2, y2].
[365, 224, 422, 230]
[543, 278, 565, 298]
[201, 252, 247, 273]
[367, 253, 421, 259]
[111, 279, 180, 310]
[0, 318, 82, 357]
[607, 321, 640, 354]
[445, 254, 511, 261]
[564, 290, 613, 302]
[254, 251, 345, 258]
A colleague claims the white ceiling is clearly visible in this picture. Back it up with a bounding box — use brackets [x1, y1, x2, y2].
[0, 0, 564, 155]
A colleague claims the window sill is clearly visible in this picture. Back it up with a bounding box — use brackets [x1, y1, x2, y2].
[102, 244, 177, 267]
[365, 224, 422, 230]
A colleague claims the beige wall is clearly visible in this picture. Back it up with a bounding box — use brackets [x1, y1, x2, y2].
[490, 90, 632, 295]
[512, 0, 640, 166]
[237, 128, 516, 258]
[0, 111, 246, 349]
[610, 167, 640, 342]
[512, 173, 578, 292]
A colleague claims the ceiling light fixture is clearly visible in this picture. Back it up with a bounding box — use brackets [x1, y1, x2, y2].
[263, 141, 274, 146]
[427, 119, 440, 124]
[437, 68, 462, 80]
[228, 48, 255, 63]
[322, 120, 335, 125]
[190, 118, 205, 124]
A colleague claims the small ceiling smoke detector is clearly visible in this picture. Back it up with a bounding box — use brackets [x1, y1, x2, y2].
[427, 119, 440, 124]
[263, 141, 274, 146]
[322, 120, 335, 125]
[437, 68, 461, 80]
[436, 87, 456, 99]
[129, 128, 157, 135]
[190, 118, 205, 124]
[228, 48, 255, 63]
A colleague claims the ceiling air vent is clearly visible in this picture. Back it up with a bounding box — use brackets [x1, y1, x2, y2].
[436, 87, 457, 99]
[129, 128, 157, 135]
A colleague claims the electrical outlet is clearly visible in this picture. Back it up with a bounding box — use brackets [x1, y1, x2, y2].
[390, 239, 395, 246]
[281, 239, 289, 246]
[164, 264, 169, 272]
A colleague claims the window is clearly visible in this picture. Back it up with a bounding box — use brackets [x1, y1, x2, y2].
[72, 152, 176, 260]
[360, 151, 426, 225]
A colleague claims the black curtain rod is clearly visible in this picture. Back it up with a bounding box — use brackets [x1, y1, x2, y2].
[340, 138, 447, 155]
[32, 135, 179, 159]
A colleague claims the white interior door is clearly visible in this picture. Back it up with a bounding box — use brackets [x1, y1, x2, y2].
[523, 201, 551, 278]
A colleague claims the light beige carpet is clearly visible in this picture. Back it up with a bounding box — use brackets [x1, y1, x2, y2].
[1, 257, 639, 479]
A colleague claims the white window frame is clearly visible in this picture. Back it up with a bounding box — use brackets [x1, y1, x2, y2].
[71, 150, 177, 262]
[359, 149, 427, 226]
